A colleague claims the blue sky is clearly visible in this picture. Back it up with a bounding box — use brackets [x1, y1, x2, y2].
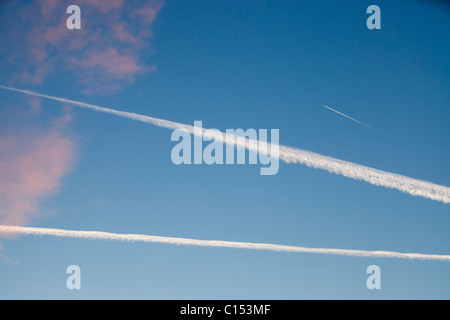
[0, 0, 449, 299]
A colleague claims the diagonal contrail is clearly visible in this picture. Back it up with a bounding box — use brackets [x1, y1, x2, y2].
[323, 104, 377, 130]
[1, 85, 449, 204]
[0, 225, 449, 261]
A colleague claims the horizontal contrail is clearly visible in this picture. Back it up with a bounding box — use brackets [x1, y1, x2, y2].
[323, 104, 377, 130]
[0, 225, 449, 261]
[1, 85, 449, 204]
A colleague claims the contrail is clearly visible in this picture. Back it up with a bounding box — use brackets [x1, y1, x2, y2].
[323, 104, 377, 130]
[1, 85, 449, 204]
[0, 225, 449, 261]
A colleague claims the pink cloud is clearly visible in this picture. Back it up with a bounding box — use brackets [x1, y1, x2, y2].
[38, 0, 58, 17]
[0, 113, 77, 226]
[27, 97, 42, 114]
[74, 47, 142, 79]
[112, 22, 140, 44]
[82, 0, 125, 13]
[133, 5, 161, 24]
[0, 0, 164, 94]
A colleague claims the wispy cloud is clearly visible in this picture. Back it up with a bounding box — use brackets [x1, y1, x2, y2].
[0, 105, 77, 226]
[0, 242, 19, 266]
[0, 0, 164, 94]
[1, 225, 449, 261]
[1, 85, 449, 204]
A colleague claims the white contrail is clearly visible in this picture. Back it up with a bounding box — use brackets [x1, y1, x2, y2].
[1, 85, 449, 204]
[323, 104, 377, 130]
[0, 225, 449, 261]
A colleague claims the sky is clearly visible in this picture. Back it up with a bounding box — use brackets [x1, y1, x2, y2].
[0, 0, 449, 299]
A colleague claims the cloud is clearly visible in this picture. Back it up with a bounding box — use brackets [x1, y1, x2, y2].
[68, 47, 146, 94]
[27, 97, 42, 114]
[83, 0, 125, 13]
[2, 85, 450, 204]
[0, 107, 77, 226]
[1, 225, 449, 261]
[0, 0, 164, 94]
[0, 242, 19, 266]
